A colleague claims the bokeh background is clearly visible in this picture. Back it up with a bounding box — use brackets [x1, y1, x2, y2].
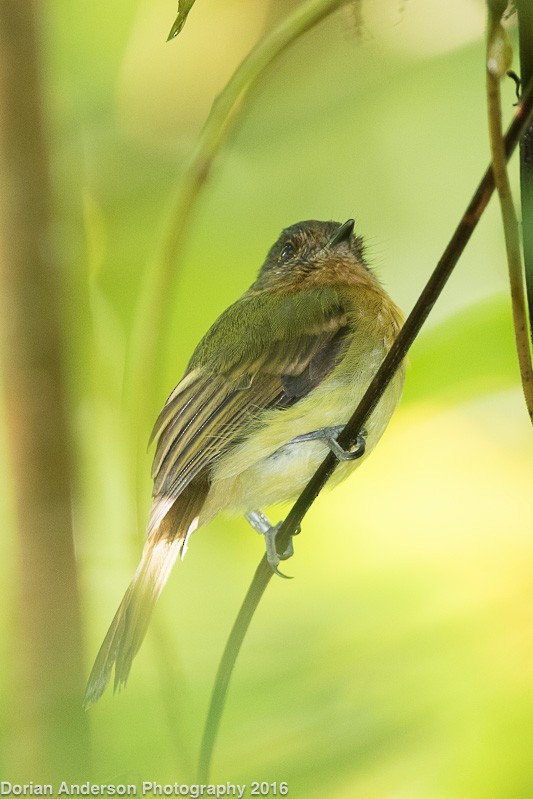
[1, 0, 532, 796]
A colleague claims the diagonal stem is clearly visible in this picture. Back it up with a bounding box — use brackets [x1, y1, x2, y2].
[127, 0, 351, 429]
[198, 78, 533, 782]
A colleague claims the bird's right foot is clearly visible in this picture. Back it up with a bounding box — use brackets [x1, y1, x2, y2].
[245, 510, 296, 578]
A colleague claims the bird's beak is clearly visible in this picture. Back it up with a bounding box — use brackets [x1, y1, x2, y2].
[328, 218, 355, 247]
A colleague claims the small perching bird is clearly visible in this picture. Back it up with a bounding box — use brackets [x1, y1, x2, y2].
[84, 218, 404, 705]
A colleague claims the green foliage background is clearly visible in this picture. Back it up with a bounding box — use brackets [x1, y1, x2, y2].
[1, 0, 532, 796]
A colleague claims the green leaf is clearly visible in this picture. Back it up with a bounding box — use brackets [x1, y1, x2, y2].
[167, 0, 197, 41]
[403, 295, 519, 407]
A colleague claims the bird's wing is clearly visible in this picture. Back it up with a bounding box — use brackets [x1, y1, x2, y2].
[147, 286, 352, 533]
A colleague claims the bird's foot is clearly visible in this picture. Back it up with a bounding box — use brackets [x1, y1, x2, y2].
[289, 424, 367, 461]
[245, 510, 298, 578]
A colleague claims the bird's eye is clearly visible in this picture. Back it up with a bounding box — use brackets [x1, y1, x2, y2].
[280, 243, 295, 262]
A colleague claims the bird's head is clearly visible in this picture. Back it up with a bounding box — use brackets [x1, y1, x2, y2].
[252, 219, 370, 291]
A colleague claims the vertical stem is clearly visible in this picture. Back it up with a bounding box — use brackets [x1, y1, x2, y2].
[0, 0, 90, 781]
[517, 0, 533, 345]
[486, 3, 533, 422]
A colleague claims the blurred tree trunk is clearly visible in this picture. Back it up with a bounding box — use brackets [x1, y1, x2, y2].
[0, 0, 90, 781]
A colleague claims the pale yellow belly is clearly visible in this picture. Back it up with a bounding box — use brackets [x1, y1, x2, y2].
[200, 364, 404, 522]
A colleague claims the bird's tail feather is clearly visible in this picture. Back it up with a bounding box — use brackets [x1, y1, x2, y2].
[84, 481, 206, 707]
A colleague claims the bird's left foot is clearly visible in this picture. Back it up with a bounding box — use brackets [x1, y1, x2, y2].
[289, 425, 367, 461]
[245, 510, 298, 577]
[246, 427, 365, 575]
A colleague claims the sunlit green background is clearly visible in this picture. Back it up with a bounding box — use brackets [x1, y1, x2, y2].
[1, 0, 533, 796]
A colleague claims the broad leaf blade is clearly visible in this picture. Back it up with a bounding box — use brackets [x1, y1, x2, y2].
[403, 296, 518, 407]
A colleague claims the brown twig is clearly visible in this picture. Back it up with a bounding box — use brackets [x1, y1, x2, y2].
[198, 77, 533, 781]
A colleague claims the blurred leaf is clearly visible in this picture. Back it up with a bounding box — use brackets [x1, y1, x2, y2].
[82, 190, 107, 280]
[167, 0, 197, 41]
[403, 295, 518, 406]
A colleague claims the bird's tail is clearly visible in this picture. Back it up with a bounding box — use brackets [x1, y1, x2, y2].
[84, 481, 206, 707]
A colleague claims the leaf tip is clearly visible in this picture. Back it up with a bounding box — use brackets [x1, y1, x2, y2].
[166, 18, 183, 41]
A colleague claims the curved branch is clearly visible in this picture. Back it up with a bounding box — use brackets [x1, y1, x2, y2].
[128, 0, 350, 427]
[198, 79, 533, 781]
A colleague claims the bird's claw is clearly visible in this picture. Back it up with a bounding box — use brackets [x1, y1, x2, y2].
[326, 432, 366, 461]
[265, 522, 294, 577]
[245, 426, 366, 575]
[288, 425, 367, 462]
[271, 564, 294, 579]
[245, 511, 295, 578]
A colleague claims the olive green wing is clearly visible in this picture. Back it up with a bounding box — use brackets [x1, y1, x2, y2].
[147, 287, 351, 534]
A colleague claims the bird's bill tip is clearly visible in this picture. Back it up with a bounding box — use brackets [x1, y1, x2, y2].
[328, 218, 355, 247]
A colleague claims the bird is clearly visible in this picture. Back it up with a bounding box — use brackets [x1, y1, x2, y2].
[84, 218, 404, 706]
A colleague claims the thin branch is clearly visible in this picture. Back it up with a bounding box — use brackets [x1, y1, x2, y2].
[198, 78, 533, 782]
[516, 0, 533, 346]
[486, 0, 533, 422]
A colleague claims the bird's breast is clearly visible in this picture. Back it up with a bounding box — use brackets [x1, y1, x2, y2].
[201, 300, 404, 520]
